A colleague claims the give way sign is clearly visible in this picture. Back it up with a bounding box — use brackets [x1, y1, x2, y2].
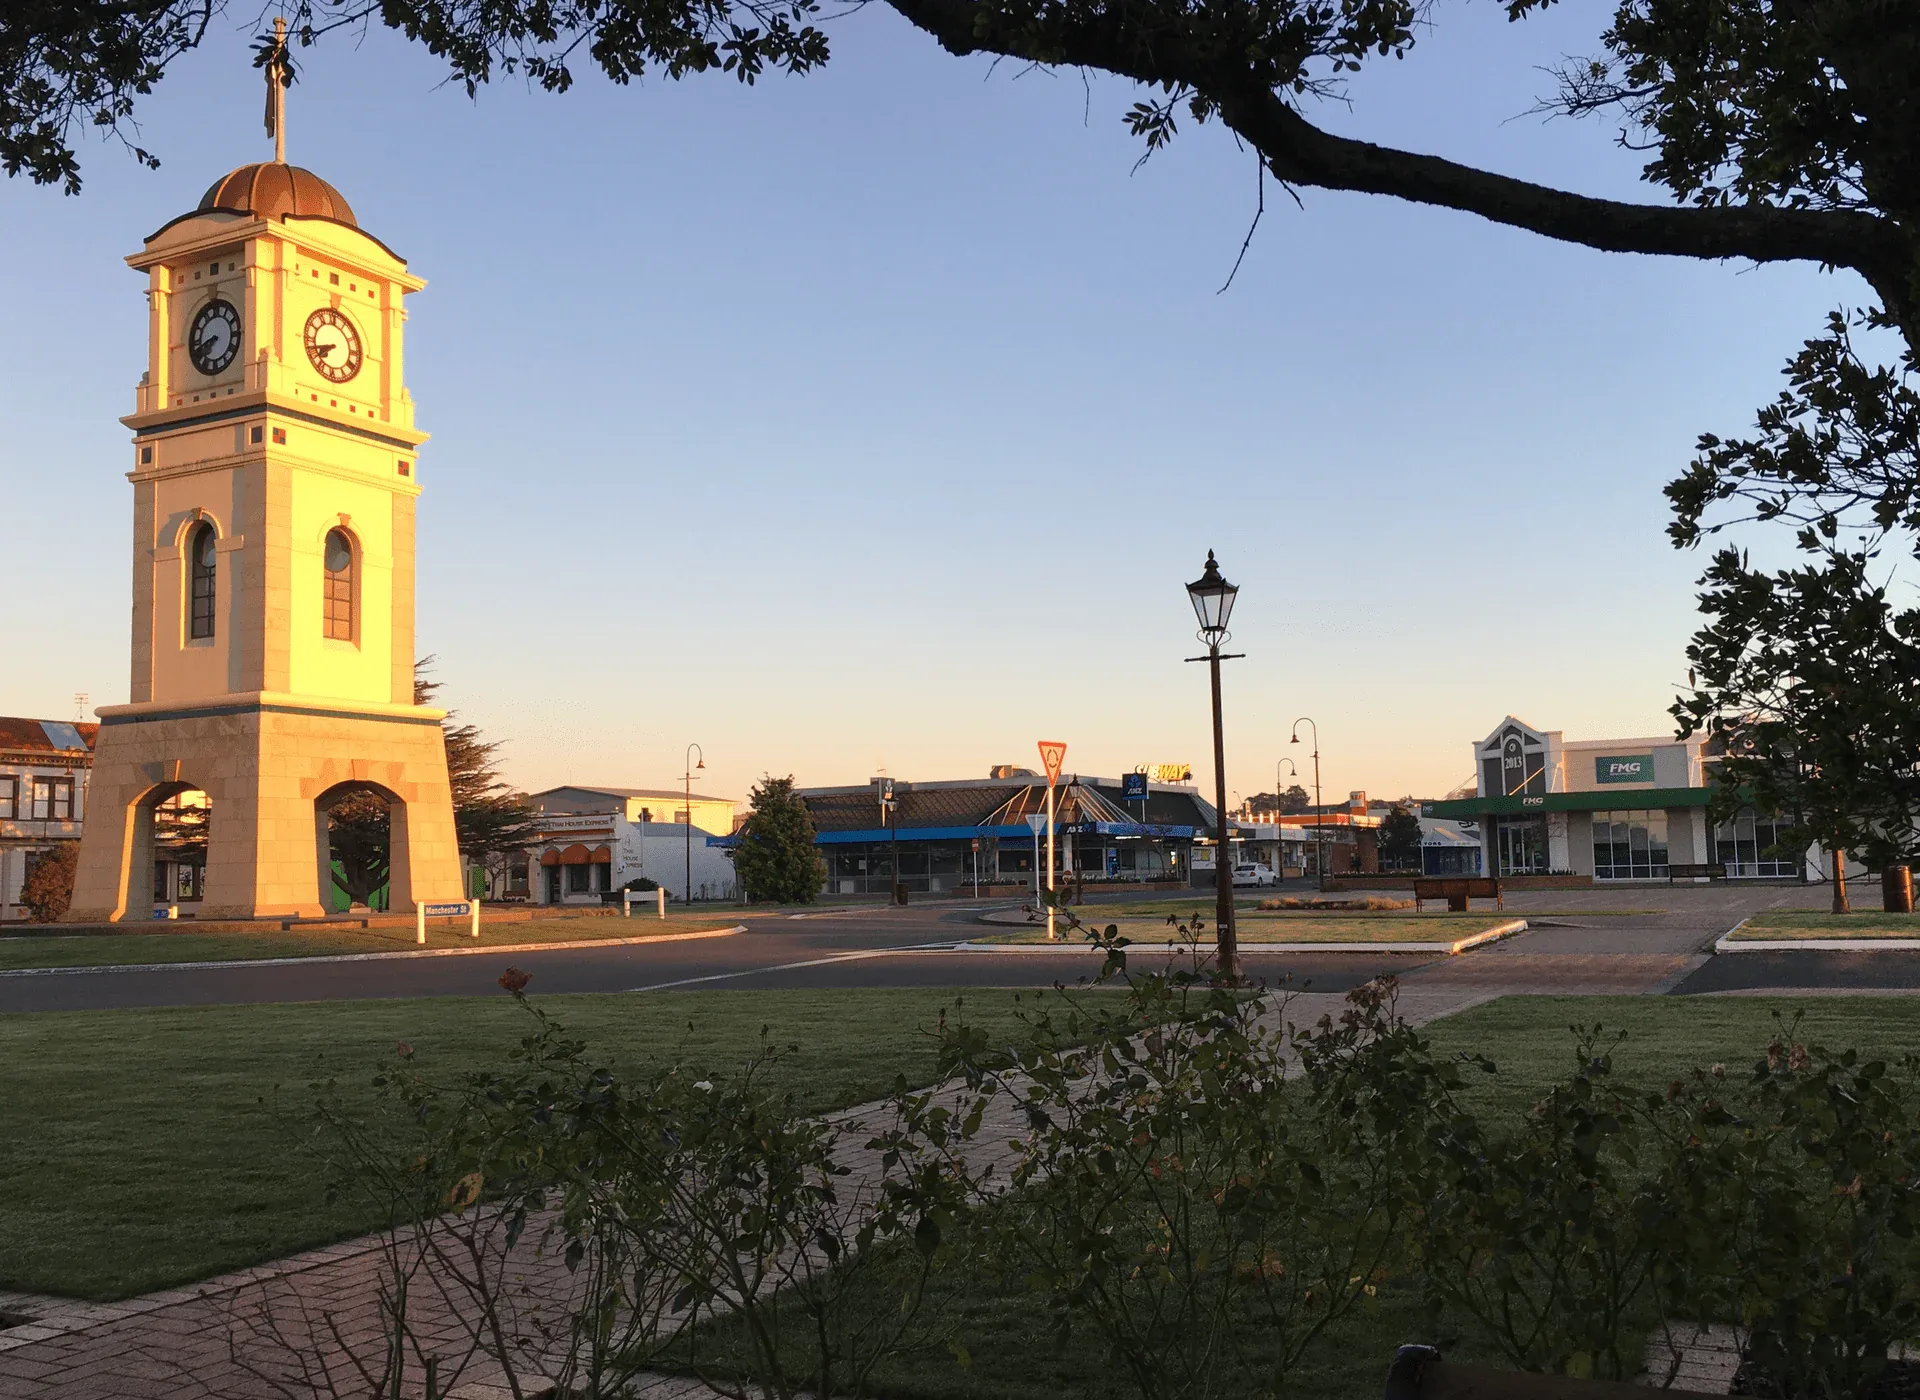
[1037, 740, 1068, 786]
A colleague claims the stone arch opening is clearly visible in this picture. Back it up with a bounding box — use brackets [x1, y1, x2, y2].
[316, 778, 405, 913]
[103, 778, 217, 920]
[151, 784, 212, 910]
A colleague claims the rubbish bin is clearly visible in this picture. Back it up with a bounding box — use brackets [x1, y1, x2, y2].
[1884, 864, 1914, 914]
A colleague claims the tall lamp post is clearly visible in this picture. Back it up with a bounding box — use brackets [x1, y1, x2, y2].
[1290, 719, 1323, 891]
[1275, 757, 1298, 879]
[683, 743, 704, 906]
[1185, 551, 1244, 982]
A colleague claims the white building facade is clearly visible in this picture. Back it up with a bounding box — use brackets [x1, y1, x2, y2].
[1, 718, 94, 921]
[1425, 715, 1808, 882]
[521, 786, 739, 905]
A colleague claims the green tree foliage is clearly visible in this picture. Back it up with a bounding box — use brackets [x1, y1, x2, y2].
[19, 841, 77, 921]
[730, 774, 825, 904]
[416, 660, 540, 864]
[325, 658, 537, 906]
[1670, 314, 1920, 900]
[1379, 803, 1423, 871]
[1245, 785, 1310, 816]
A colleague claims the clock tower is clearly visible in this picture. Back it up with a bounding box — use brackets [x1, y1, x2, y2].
[66, 67, 463, 922]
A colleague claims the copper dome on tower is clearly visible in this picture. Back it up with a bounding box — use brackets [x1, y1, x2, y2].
[198, 162, 355, 226]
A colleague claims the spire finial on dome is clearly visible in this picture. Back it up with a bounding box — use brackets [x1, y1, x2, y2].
[261, 17, 291, 164]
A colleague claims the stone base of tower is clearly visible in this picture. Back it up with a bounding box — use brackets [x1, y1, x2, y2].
[66, 694, 464, 923]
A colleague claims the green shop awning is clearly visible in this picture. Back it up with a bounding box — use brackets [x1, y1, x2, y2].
[1423, 787, 1716, 818]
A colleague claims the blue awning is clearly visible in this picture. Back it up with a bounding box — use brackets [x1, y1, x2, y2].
[711, 822, 1197, 849]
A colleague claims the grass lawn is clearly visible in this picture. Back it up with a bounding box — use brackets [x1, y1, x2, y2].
[0, 987, 1085, 1301]
[680, 994, 1920, 1400]
[0, 913, 739, 970]
[1731, 910, 1920, 939]
[13, 985, 1915, 1326]
[979, 913, 1519, 945]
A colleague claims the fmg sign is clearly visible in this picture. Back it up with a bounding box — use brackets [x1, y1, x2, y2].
[1595, 754, 1653, 785]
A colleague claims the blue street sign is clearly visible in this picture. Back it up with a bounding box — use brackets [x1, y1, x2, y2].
[1121, 773, 1149, 801]
[422, 901, 471, 918]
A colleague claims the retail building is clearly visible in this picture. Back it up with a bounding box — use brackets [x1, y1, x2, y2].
[788, 775, 1217, 896]
[519, 785, 739, 904]
[1425, 716, 1803, 881]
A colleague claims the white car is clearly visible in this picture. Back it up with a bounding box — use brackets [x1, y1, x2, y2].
[1231, 863, 1279, 888]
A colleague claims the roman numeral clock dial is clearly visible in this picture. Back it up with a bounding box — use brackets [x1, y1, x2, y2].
[304, 306, 363, 383]
[187, 299, 241, 375]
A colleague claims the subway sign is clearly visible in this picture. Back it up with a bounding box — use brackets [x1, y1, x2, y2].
[1595, 754, 1653, 784]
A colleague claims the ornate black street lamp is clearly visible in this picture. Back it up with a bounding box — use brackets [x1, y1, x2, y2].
[1186, 551, 1243, 981]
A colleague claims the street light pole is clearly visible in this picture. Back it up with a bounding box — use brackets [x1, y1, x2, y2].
[1291, 719, 1322, 891]
[1276, 756, 1298, 879]
[683, 743, 704, 906]
[1185, 551, 1243, 983]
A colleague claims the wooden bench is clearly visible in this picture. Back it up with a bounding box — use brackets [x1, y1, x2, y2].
[1413, 877, 1504, 912]
[1667, 862, 1726, 883]
[1383, 1345, 1718, 1398]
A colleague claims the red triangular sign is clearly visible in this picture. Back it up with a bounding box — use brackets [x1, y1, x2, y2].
[1037, 740, 1067, 785]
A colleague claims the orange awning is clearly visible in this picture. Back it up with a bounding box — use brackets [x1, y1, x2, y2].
[560, 843, 592, 865]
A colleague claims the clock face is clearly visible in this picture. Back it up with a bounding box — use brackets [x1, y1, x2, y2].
[304, 307, 364, 384]
[187, 300, 241, 376]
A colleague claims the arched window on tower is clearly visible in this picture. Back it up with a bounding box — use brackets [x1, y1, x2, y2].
[323, 528, 355, 641]
[188, 523, 216, 640]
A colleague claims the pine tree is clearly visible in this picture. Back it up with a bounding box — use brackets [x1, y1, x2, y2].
[323, 658, 538, 906]
[731, 775, 826, 905]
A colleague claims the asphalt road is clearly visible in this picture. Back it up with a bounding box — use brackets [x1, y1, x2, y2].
[0, 902, 1420, 1013]
[0, 881, 1888, 1013]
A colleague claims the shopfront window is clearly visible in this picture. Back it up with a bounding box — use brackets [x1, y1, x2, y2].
[1592, 810, 1669, 880]
[1716, 809, 1797, 877]
[1496, 817, 1549, 875]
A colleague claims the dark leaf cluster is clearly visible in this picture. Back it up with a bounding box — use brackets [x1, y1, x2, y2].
[1672, 547, 1920, 866]
[0, 0, 212, 192]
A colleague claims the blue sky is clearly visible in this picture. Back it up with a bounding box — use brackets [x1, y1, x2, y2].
[0, 1, 1868, 806]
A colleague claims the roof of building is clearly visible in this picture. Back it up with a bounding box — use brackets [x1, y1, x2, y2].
[0, 718, 97, 757]
[797, 777, 1217, 836]
[199, 163, 357, 226]
[1418, 818, 1481, 848]
[530, 785, 733, 806]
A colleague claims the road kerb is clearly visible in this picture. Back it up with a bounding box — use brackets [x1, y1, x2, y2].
[1716, 936, 1920, 952]
[1711, 915, 1920, 953]
[949, 919, 1527, 956]
[0, 925, 748, 978]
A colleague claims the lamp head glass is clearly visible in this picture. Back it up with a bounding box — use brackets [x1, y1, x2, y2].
[1186, 550, 1237, 637]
